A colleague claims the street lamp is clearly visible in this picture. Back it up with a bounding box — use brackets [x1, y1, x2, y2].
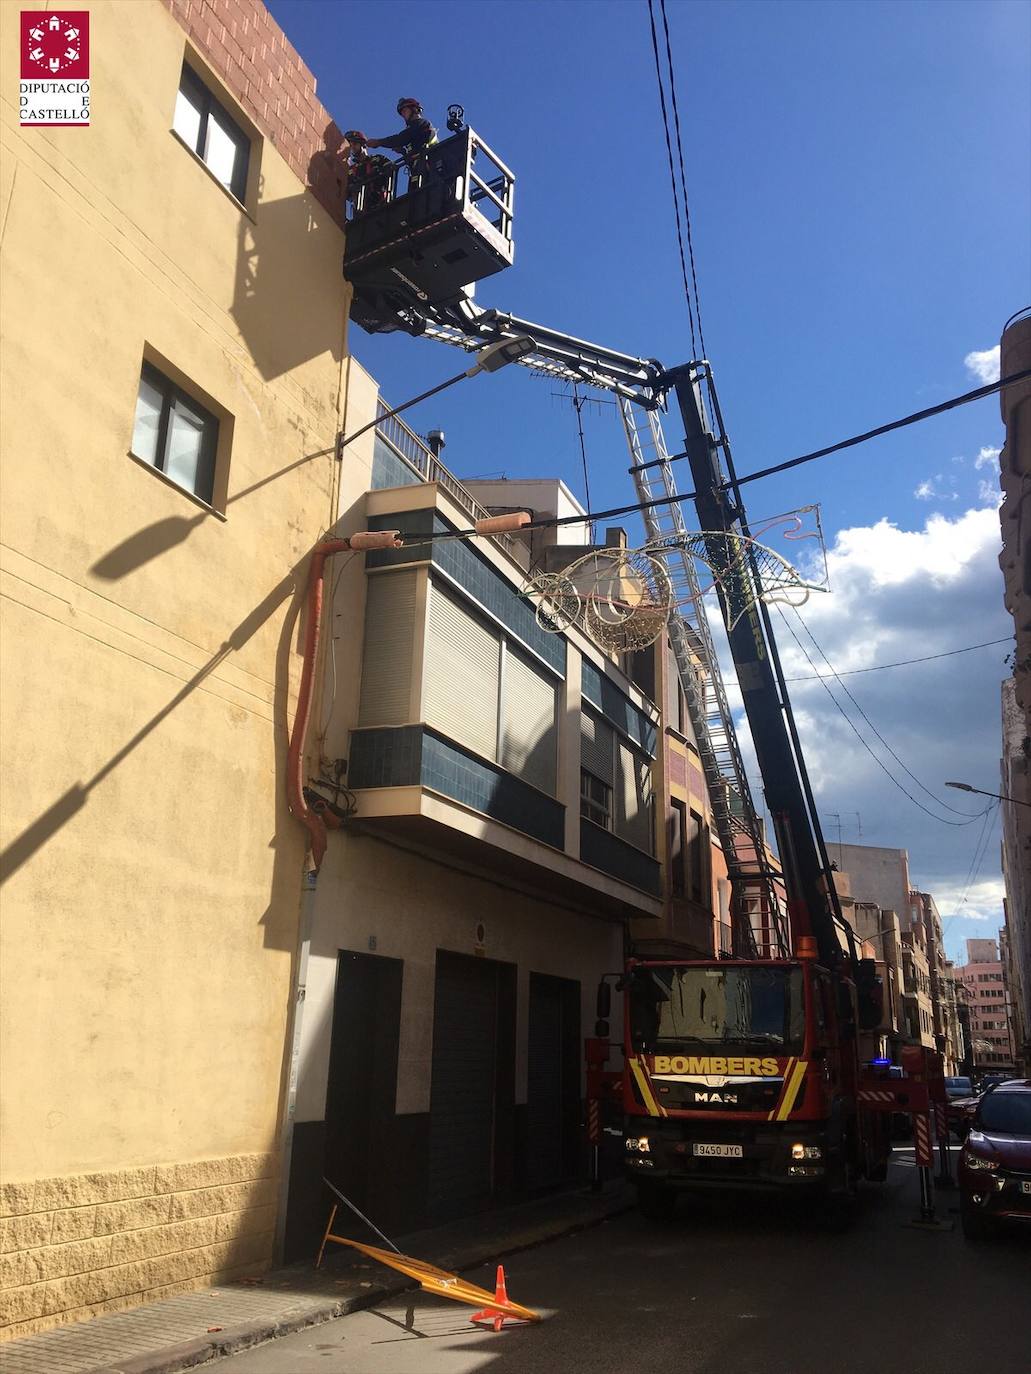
[337, 334, 537, 451]
[945, 781, 1031, 809]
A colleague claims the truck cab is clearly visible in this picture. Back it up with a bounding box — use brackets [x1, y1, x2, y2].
[621, 957, 883, 1215]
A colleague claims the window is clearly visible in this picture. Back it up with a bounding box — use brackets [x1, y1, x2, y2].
[580, 769, 612, 830]
[422, 582, 558, 792]
[131, 362, 218, 503]
[173, 63, 250, 202]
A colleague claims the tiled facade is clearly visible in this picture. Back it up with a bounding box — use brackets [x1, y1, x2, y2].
[0, 1155, 275, 1339]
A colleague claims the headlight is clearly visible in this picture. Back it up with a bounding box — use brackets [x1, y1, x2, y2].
[625, 1136, 651, 1154]
[791, 1143, 823, 1161]
[963, 1151, 998, 1171]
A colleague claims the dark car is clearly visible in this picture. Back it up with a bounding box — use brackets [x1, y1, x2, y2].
[959, 1079, 1031, 1239]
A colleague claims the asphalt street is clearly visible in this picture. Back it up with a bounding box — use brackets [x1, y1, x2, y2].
[215, 1148, 1029, 1374]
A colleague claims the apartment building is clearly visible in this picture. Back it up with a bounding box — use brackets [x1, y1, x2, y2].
[956, 938, 1017, 1072]
[998, 310, 1031, 1074]
[835, 844, 953, 1055]
[281, 426, 738, 1254]
[0, 0, 358, 1338]
[910, 891, 949, 1060]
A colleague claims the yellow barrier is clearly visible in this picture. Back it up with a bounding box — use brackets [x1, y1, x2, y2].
[316, 1208, 540, 1330]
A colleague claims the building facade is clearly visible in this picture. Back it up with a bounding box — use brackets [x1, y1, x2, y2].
[281, 420, 737, 1254]
[997, 309, 1031, 1075]
[0, 0, 355, 1339]
[955, 938, 1017, 1073]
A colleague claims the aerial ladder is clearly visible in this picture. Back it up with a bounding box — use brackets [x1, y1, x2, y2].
[342, 135, 946, 1220]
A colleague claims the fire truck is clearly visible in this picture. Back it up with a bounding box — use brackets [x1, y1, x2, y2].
[341, 119, 937, 1221]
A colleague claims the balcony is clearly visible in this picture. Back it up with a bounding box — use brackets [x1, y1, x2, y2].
[342, 479, 662, 924]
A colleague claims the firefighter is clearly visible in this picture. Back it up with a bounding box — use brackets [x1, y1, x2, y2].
[343, 130, 392, 213]
[365, 98, 437, 177]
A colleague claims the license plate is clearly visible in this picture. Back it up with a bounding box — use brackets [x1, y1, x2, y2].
[693, 1143, 743, 1158]
[1021, 1181, 1031, 1195]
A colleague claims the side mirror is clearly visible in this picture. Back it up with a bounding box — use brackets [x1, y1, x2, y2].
[596, 981, 611, 1020]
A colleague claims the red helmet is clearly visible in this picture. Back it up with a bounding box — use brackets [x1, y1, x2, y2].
[396, 97, 422, 115]
[344, 129, 367, 146]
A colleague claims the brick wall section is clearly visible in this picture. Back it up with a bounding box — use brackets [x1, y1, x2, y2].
[160, 0, 348, 227]
[0, 1153, 277, 1340]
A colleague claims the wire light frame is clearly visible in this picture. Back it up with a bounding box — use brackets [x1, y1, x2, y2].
[524, 524, 827, 650]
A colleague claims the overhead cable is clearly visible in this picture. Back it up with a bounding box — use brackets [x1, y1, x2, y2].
[786, 608, 984, 818]
[394, 369, 1028, 545]
[941, 802, 1000, 938]
[775, 610, 991, 828]
[657, 0, 707, 360]
[646, 0, 698, 357]
[783, 636, 1012, 681]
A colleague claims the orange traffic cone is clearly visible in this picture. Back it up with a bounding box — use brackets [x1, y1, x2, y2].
[470, 1264, 519, 1332]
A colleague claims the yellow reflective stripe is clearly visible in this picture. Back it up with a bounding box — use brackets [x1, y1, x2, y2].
[768, 1057, 795, 1120]
[629, 1057, 666, 1117]
[775, 1059, 808, 1121]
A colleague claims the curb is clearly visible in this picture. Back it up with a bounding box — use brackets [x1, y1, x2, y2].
[90, 1188, 633, 1374]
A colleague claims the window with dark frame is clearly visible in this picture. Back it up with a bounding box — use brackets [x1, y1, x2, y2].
[172, 63, 250, 202]
[131, 362, 219, 504]
[580, 768, 612, 830]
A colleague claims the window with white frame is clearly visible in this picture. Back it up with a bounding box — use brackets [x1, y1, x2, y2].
[130, 361, 219, 504]
[173, 63, 250, 202]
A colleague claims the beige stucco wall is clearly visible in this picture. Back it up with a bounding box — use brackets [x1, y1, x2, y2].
[1, 0, 349, 1335]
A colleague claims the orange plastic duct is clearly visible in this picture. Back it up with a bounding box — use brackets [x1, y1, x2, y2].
[286, 531, 400, 870]
[474, 511, 531, 534]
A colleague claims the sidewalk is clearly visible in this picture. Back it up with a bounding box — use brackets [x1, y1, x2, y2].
[0, 1183, 632, 1374]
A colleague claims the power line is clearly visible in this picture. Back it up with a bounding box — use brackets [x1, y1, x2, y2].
[630, 368, 1031, 481]
[783, 637, 1012, 681]
[646, 0, 697, 357]
[941, 802, 1000, 939]
[775, 609, 991, 828]
[657, 0, 707, 361]
[786, 608, 984, 818]
[394, 370, 1029, 543]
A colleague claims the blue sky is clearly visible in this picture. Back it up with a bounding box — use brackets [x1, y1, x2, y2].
[271, 0, 1030, 959]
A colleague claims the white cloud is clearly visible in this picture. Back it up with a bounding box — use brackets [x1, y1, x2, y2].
[914, 475, 958, 502]
[964, 346, 1000, 384]
[974, 445, 1001, 471]
[713, 503, 1010, 962]
[978, 479, 1002, 507]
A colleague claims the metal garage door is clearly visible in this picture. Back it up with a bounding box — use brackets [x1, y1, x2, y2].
[428, 952, 508, 1220]
[526, 973, 581, 1191]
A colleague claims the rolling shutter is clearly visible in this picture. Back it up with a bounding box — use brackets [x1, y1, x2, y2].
[580, 709, 613, 784]
[424, 581, 500, 761]
[357, 570, 417, 727]
[500, 648, 558, 795]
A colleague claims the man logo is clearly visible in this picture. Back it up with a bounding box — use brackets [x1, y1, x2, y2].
[695, 1091, 738, 1104]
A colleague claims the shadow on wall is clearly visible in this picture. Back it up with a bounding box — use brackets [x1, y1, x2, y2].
[0, 545, 315, 959]
[232, 155, 347, 383]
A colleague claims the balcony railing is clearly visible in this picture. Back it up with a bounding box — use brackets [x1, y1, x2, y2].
[375, 401, 528, 571]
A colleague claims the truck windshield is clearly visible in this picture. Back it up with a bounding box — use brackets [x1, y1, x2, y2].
[629, 965, 805, 1055]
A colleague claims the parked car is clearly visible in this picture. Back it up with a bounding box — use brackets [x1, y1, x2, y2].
[948, 1092, 980, 1140]
[945, 1075, 974, 1100]
[958, 1079, 1031, 1239]
[975, 1073, 1014, 1094]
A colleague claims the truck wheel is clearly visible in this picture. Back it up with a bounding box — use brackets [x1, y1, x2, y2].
[636, 1181, 676, 1221]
